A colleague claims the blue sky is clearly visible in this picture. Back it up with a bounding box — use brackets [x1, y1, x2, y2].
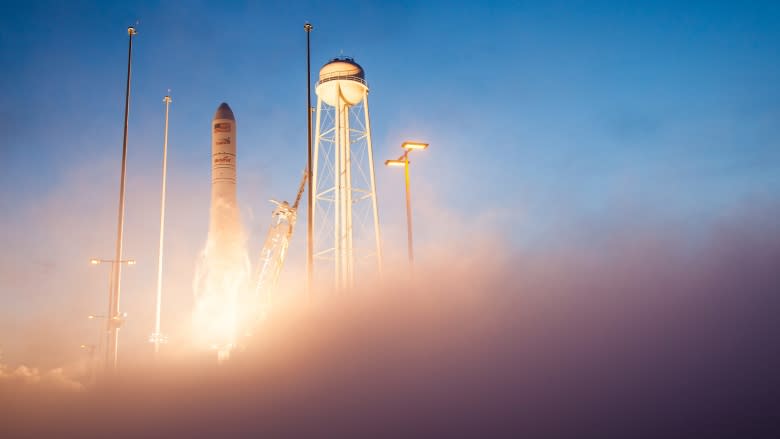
[2, 1, 778, 236]
[1, 1, 779, 365]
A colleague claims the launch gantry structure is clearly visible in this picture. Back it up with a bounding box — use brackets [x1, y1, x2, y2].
[253, 172, 307, 309]
[252, 56, 383, 307]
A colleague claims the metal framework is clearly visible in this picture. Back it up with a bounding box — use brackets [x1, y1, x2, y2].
[312, 78, 382, 289]
[253, 172, 306, 313]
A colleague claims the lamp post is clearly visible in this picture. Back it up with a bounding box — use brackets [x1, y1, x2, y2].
[151, 93, 172, 356]
[385, 141, 428, 274]
[105, 24, 137, 373]
[304, 22, 314, 295]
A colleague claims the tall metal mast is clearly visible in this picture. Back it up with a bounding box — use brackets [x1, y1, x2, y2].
[151, 93, 172, 355]
[106, 25, 136, 372]
[305, 22, 314, 295]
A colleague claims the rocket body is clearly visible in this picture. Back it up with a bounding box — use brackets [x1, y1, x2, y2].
[192, 102, 248, 357]
[210, 102, 238, 237]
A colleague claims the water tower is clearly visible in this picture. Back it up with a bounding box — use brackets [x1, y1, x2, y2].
[312, 56, 382, 289]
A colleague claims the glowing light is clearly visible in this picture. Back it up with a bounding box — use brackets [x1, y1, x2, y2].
[385, 159, 406, 167]
[148, 333, 168, 344]
[192, 200, 250, 361]
[90, 258, 136, 265]
[401, 141, 428, 150]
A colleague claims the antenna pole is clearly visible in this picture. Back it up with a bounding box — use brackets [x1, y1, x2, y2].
[152, 93, 172, 355]
[106, 25, 136, 373]
[305, 22, 314, 295]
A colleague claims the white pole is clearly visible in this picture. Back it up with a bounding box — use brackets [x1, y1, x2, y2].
[153, 93, 171, 354]
[333, 95, 342, 289]
[362, 93, 383, 275]
[339, 99, 350, 288]
[312, 95, 322, 284]
[344, 102, 354, 287]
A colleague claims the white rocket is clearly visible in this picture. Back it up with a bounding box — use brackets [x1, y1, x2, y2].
[210, 102, 238, 237]
[193, 102, 247, 357]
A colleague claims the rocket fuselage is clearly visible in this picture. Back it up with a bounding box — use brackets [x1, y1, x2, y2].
[210, 103, 238, 237]
[193, 102, 246, 355]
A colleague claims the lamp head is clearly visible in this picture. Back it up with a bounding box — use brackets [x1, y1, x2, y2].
[402, 141, 429, 151]
[385, 159, 406, 167]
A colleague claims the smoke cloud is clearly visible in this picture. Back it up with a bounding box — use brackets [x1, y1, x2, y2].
[2, 200, 779, 437]
[0, 363, 84, 392]
[192, 198, 250, 356]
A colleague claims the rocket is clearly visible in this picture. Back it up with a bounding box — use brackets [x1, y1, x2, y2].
[193, 102, 246, 356]
[210, 102, 238, 238]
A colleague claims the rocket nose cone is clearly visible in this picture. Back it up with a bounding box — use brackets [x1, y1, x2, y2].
[214, 102, 235, 121]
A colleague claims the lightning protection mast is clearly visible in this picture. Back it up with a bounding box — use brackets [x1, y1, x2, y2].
[305, 22, 314, 295]
[106, 25, 137, 373]
[150, 93, 171, 355]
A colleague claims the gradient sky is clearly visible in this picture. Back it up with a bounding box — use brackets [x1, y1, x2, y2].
[1, 1, 779, 366]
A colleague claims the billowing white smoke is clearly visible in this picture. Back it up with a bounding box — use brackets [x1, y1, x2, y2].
[0, 362, 83, 391]
[192, 198, 251, 359]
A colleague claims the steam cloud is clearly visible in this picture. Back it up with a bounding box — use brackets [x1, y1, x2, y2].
[0, 363, 83, 392]
[192, 197, 251, 357]
[2, 202, 779, 437]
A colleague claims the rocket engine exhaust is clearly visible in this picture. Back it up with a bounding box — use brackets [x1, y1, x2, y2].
[192, 103, 250, 360]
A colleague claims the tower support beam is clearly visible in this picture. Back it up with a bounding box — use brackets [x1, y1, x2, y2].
[312, 56, 381, 290]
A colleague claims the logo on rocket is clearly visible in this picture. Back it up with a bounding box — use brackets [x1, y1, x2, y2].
[211, 102, 238, 201]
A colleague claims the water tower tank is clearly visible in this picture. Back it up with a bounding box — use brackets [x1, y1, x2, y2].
[316, 56, 367, 107]
[312, 55, 382, 289]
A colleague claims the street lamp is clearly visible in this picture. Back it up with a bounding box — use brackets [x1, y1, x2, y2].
[101, 24, 138, 374]
[90, 258, 136, 265]
[401, 141, 429, 151]
[385, 141, 429, 274]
